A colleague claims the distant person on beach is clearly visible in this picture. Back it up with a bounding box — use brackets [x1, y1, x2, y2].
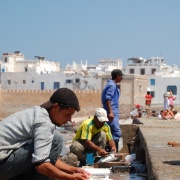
[163, 92, 175, 119]
[101, 69, 123, 152]
[0, 88, 90, 180]
[129, 104, 141, 118]
[145, 91, 152, 118]
[168, 89, 176, 107]
[137, 104, 142, 118]
[70, 108, 116, 167]
[130, 105, 143, 124]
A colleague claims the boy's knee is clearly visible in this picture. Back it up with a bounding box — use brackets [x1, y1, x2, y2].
[52, 130, 63, 154]
[53, 130, 63, 144]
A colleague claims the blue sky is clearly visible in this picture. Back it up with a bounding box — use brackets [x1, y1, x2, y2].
[0, 0, 180, 68]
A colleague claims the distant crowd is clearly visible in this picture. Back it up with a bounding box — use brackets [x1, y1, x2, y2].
[130, 90, 180, 124]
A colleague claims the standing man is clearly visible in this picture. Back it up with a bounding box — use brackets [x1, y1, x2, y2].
[145, 91, 152, 118]
[0, 88, 90, 180]
[101, 69, 123, 152]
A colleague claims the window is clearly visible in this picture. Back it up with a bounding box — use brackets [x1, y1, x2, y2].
[129, 69, 134, 74]
[150, 79, 155, 85]
[41, 82, 45, 90]
[167, 86, 177, 95]
[140, 68, 145, 75]
[4, 57, 8, 63]
[66, 79, 73, 83]
[23, 80, 26, 84]
[54, 82, 60, 89]
[8, 80, 11, 85]
[151, 68, 156, 74]
[150, 91, 155, 97]
[75, 79, 80, 83]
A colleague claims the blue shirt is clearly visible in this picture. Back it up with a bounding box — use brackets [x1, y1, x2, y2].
[101, 80, 121, 140]
[101, 80, 120, 116]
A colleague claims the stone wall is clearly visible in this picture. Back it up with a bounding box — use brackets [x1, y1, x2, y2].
[0, 88, 150, 121]
[0, 90, 102, 120]
[120, 124, 139, 153]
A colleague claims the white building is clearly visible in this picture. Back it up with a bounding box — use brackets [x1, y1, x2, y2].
[2, 51, 180, 105]
[1, 51, 60, 73]
[123, 57, 180, 105]
[0, 51, 122, 91]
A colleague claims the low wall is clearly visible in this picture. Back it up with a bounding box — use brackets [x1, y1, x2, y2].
[0, 90, 102, 120]
[1, 90, 179, 120]
[120, 124, 139, 153]
[0, 89, 135, 120]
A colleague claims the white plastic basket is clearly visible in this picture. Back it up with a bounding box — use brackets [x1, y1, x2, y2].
[82, 167, 110, 179]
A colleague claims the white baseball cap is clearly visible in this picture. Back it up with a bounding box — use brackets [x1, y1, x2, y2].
[94, 108, 109, 122]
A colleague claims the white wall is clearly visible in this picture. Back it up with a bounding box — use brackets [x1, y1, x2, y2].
[1, 71, 102, 91]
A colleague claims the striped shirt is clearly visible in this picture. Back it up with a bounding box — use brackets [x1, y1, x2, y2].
[74, 118, 113, 141]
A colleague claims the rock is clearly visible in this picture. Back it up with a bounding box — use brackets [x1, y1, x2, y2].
[60, 152, 79, 167]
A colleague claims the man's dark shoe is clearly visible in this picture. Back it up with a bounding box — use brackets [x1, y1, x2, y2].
[133, 118, 143, 124]
[78, 160, 86, 167]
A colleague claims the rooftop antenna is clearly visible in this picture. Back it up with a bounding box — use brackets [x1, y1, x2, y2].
[14, 51, 20, 54]
[35, 56, 45, 60]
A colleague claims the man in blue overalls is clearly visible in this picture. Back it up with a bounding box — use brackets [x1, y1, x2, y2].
[101, 69, 123, 152]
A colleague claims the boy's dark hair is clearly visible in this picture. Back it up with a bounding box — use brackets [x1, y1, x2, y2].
[50, 88, 80, 111]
